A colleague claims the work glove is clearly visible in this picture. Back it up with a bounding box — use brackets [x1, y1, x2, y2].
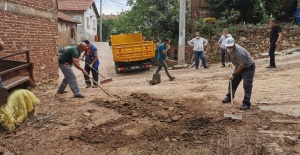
[89, 63, 93, 68]
[82, 70, 88, 75]
[227, 62, 233, 67]
[229, 74, 234, 80]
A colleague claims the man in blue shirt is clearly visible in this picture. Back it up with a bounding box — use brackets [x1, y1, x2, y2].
[82, 40, 99, 88]
[155, 38, 175, 81]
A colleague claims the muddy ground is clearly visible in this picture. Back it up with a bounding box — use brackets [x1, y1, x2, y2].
[0, 43, 300, 155]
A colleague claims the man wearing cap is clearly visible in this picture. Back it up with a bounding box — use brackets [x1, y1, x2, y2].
[82, 40, 99, 88]
[222, 37, 255, 110]
[188, 32, 209, 69]
[267, 18, 282, 68]
[57, 42, 88, 98]
[218, 28, 232, 68]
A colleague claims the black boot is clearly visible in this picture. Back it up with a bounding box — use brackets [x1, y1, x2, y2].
[222, 96, 231, 103]
[240, 104, 250, 110]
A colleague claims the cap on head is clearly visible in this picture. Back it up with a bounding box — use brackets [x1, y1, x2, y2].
[225, 37, 235, 47]
[83, 40, 90, 45]
[269, 18, 276, 23]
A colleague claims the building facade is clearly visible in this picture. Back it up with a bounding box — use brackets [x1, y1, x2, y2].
[58, 11, 79, 48]
[58, 0, 100, 42]
[0, 0, 59, 83]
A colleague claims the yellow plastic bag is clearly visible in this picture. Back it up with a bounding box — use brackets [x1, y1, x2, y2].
[0, 89, 39, 132]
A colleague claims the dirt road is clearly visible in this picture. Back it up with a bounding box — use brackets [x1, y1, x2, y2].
[1, 43, 300, 155]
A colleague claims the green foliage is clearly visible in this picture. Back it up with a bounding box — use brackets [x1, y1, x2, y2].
[110, 0, 180, 45]
[204, 0, 282, 23]
[98, 19, 116, 41]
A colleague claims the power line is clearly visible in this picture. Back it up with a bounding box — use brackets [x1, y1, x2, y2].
[110, 0, 127, 10]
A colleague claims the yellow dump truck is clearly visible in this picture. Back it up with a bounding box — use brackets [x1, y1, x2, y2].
[111, 33, 155, 74]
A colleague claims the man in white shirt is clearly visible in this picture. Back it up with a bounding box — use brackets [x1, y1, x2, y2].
[188, 32, 209, 69]
[218, 28, 232, 67]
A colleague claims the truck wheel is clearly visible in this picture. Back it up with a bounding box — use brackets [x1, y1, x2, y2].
[116, 69, 121, 74]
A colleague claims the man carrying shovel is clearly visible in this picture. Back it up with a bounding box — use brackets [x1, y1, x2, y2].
[222, 37, 255, 110]
[155, 38, 175, 81]
[82, 40, 99, 88]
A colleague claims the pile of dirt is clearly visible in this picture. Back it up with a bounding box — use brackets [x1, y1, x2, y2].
[78, 93, 262, 154]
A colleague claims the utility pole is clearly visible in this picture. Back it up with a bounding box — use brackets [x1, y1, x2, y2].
[99, 0, 103, 42]
[178, 0, 186, 65]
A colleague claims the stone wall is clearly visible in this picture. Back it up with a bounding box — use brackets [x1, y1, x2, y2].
[204, 24, 300, 62]
[58, 22, 77, 48]
[0, 0, 58, 84]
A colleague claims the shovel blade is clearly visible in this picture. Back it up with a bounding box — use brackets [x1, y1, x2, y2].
[224, 112, 243, 120]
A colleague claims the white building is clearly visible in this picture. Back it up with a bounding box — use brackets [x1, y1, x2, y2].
[58, 0, 100, 42]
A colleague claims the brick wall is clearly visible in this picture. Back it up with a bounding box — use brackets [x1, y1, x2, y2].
[0, 0, 59, 84]
[4, 0, 57, 11]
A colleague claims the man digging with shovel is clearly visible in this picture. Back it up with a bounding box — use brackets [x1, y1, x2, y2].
[222, 37, 256, 110]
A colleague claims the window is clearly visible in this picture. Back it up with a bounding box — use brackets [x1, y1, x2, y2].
[93, 20, 96, 29]
[74, 15, 81, 25]
[86, 17, 90, 30]
[70, 28, 75, 39]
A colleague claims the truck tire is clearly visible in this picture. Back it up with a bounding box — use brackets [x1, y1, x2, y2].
[115, 62, 121, 74]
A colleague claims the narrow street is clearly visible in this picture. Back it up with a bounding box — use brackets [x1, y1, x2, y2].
[1, 42, 300, 155]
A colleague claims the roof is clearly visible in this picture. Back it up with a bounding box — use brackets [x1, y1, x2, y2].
[58, 0, 100, 18]
[103, 14, 119, 20]
[58, 11, 80, 24]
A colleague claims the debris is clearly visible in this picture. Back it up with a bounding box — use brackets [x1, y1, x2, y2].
[132, 112, 139, 117]
[262, 126, 270, 130]
[284, 136, 297, 145]
[262, 143, 283, 154]
[69, 136, 75, 141]
[83, 113, 92, 117]
[172, 116, 180, 122]
[293, 147, 300, 153]
[169, 107, 175, 111]
[271, 119, 300, 124]
[87, 108, 96, 113]
[194, 140, 204, 144]
[166, 119, 173, 123]
[165, 137, 170, 142]
[257, 101, 271, 104]
[60, 121, 70, 126]
[171, 138, 178, 142]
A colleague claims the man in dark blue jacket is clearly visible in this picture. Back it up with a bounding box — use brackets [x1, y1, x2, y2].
[82, 40, 99, 88]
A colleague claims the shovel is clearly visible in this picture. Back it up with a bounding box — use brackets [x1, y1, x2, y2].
[224, 63, 243, 120]
[82, 60, 113, 84]
[85, 73, 118, 102]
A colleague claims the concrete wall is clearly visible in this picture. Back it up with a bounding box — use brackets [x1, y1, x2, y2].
[58, 21, 77, 48]
[0, 0, 59, 84]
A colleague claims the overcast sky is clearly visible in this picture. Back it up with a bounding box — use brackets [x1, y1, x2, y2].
[95, 0, 132, 15]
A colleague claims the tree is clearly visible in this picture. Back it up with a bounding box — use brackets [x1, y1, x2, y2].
[205, 0, 282, 23]
[98, 18, 116, 42]
[113, 0, 180, 43]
